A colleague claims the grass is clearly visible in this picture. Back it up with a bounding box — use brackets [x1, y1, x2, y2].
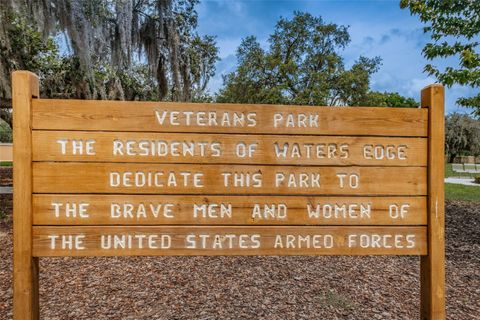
[0, 161, 12, 167]
[316, 290, 355, 310]
[445, 163, 480, 201]
[445, 183, 480, 201]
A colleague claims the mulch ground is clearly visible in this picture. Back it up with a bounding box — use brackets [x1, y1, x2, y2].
[0, 168, 12, 187]
[0, 165, 478, 319]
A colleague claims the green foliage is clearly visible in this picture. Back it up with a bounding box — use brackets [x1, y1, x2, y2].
[0, 119, 12, 143]
[0, 1, 219, 106]
[188, 35, 219, 95]
[0, 4, 219, 129]
[0, 9, 60, 128]
[217, 12, 414, 107]
[445, 113, 480, 162]
[0, 9, 59, 101]
[401, 0, 480, 115]
[40, 55, 161, 102]
[316, 290, 355, 310]
[356, 91, 418, 107]
[0, 10, 58, 72]
[217, 36, 282, 104]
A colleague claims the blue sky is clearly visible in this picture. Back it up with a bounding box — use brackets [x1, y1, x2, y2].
[196, 0, 477, 114]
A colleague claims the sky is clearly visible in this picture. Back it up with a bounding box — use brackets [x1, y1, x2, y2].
[195, 0, 477, 114]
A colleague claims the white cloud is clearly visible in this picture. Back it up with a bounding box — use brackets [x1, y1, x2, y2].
[403, 77, 437, 97]
[216, 38, 242, 59]
[198, 1, 477, 114]
[216, 1, 246, 15]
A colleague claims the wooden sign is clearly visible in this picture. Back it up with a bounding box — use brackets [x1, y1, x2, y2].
[12, 71, 445, 319]
[32, 131, 427, 166]
[33, 195, 427, 225]
[33, 226, 427, 256]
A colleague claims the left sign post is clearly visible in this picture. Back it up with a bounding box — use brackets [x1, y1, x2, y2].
[13, 71, 40, 320]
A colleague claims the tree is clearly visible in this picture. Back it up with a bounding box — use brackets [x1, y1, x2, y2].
[0, 119, 12, 143]
[217, 36, 282, 104]
[357, 91, 418, 108]
[0, 8, 61, 127]
[0, 9, 142, 127]
[217, 12, 415, 107]
[0, 0, 219, 102]
[0, 1, 219, 141]
[445, 113, 480, 162]
[400, 0, 480, 116]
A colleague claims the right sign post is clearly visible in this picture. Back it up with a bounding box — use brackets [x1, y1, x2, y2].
[421, 84, 446, 319]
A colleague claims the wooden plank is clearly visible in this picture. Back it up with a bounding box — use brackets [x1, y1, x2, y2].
[31, 99, 428, 137]
[12, 71, 39, 320]
[32, 226, 427, 256]
[32, 195, 427, 226]
[32, 163, 427, 195]
[420, 85, 446, 319]
[32, 131, 427, 166]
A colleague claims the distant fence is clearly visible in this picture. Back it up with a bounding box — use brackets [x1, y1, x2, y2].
[452, 155, 480, 164]
[0, 143, 13, 161]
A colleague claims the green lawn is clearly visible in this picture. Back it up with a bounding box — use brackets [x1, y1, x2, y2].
[0, 161, 12, 167]
[444, 163, 480, 201]
[445, 183, 480, 201]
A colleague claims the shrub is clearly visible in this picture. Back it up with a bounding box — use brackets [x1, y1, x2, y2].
[0, 120, 12, 143]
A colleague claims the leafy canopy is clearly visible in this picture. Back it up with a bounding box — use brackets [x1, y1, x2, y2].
[217, 12, 416, 107]
[0, 0, 219, 103]
[401, 0, 480, 116]
[0, 10, 161, 126]
[359, 91, 418, 108]
[445, 113, 480, 162]
[0, 1, 220, 138]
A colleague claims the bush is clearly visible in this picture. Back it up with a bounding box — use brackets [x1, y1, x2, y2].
[475, 176, 480, 184]
[445, 113, 480, 163]
[0, 120, 12, 143]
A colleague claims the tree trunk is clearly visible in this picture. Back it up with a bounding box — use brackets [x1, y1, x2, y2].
[157, 57, 168, 99]
[449, 153, 456, 163]
[169, 25, 181, 101]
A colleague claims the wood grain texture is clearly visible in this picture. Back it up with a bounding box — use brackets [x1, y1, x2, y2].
[32, 226, 427, 256]
[12, 71, 39, 320]
[32, 163, 427, 195]
[14, 73, 440, 319]
[420, 85, 446, 319]
[31, 99, 428, 137]
[32, 195, 427, 225]
[32, 131, 427, 166]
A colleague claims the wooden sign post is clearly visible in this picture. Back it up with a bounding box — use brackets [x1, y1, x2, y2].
[421, 84, 446, 319]
[13, 71, 40, 320]
[12, 71, 445, 319]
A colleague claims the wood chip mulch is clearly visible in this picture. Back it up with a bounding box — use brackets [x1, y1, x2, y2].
[0, 198, 478, 319]
[0, 168, 12, 187]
